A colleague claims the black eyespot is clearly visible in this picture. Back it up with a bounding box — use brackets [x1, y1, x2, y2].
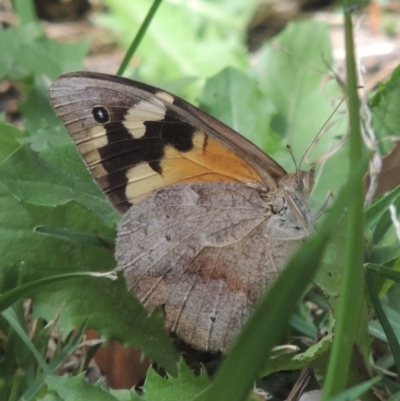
[166, 235, 171, 241]
[92, 106, 110, 123]
[210, 316, 216, 322]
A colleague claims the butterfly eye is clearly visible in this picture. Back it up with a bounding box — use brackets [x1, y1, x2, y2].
[293, 176, 304, 191]
[92, 106, 110, 123]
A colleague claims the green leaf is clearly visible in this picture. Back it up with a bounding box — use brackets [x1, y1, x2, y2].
[254, 21, 346, 208]
[0, 122, 27, 162]
[370, 64, 400, 154]
[142, 359, 210, 401]
[34, 226, 114, 247]
[96, 0, 252, 83]
[46, 374, 120, 401]
[110, 388, 142, 401]
[0, 142, 119, 226]
[0, 23, 89, 81]
[255, 21, 335, 150]
[19, 74, 64, 134]
[200, 67, 277, 151]
[14, 0, 37, 25]
[313, 218, 347, 302]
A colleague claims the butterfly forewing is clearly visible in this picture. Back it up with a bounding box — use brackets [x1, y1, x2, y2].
[49, 72, 286, 213]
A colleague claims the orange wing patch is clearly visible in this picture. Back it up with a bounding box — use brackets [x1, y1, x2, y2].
[125, 131, 264, 204]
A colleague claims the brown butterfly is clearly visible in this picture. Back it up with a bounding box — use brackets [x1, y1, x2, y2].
[49, 72, 314, 352]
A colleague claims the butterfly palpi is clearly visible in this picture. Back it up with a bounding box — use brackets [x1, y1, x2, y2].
[49, 72, 315, 352]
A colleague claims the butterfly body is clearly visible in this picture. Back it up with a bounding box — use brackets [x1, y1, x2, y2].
[49, 72, 314, 352]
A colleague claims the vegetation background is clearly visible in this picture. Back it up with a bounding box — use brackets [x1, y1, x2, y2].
[1, 0, 400, 400]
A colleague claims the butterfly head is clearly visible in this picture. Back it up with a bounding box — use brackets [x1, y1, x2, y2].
[277, 168, 315, 196]
[291, 168, 315, 195]
[272, 168, 315, 233]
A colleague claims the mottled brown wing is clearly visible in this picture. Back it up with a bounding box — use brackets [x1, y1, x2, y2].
[116, 182, 304, 352]
[49, 72, 287, 213]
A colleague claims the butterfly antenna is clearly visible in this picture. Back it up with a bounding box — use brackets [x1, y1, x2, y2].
[298, 95, 348, 171]
[287, 145, 298, 172]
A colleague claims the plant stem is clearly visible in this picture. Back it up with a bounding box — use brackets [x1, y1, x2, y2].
[322, 8, 366, 399]
[117, 0, 163, 76]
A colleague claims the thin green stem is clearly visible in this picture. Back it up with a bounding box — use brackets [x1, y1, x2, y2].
[322, 9, 366, 399]
[116, 0, 163, 76]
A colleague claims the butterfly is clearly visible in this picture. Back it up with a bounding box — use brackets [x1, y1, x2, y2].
[49, 71, 314, 352]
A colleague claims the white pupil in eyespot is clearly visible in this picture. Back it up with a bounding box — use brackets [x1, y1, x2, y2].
[93, 107, 109, 123]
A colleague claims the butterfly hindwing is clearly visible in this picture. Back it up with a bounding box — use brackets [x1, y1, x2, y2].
[116, 181, 304, 351]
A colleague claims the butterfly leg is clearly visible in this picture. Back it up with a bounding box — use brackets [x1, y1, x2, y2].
[314, 190, 334, 221]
